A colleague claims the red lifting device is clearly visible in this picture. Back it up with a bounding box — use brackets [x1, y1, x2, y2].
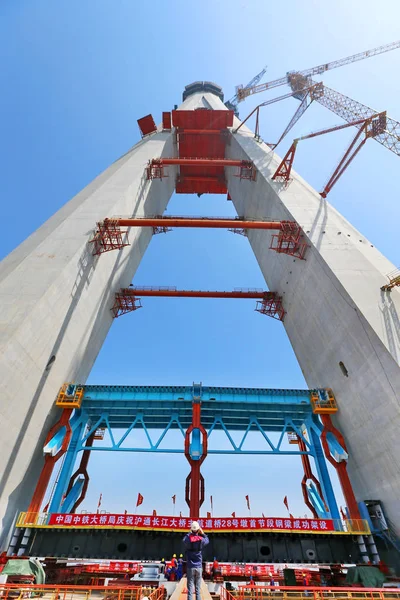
[111, 287, 285, 321]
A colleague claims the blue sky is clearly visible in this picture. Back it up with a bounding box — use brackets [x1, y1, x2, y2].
[1, 0, 400, 518]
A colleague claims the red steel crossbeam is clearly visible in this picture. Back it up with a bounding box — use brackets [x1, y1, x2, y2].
[112, 288, 285, 320]
[272, 113, 386, 196]
[121, 288, 273, 299]
[151, 158, 252, 167]
[110, 217, 287, 230]
[147, 158, 256, 181]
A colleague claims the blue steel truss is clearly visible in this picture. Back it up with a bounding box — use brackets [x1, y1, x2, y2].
[47, 384, 341, 521]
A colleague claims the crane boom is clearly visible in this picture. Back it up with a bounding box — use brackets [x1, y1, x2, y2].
[226, 65, 268, 110]
[237, 39, 400, 101]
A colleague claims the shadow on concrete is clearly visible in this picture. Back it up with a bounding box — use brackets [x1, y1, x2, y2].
[380, 291, 400, 362]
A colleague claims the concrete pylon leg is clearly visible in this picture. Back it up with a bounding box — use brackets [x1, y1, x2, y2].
[0, 128, 176, 546]
[225, 114, 400, 533]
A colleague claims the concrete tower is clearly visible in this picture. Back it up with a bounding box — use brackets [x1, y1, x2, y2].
[1, 83, 400, 548]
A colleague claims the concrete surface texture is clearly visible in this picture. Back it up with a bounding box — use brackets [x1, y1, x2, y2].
[0, 86, 400, 550]
[0, 126, 176, 547]
[224, 106, 400, 533]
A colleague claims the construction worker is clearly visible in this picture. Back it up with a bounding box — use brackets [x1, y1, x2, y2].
[160, 558, 166, 574]
[302, 572, 310, 596]
[183, 521, 209, 600]
[212, 558, 221, 582]
[177, 554, 184, 580]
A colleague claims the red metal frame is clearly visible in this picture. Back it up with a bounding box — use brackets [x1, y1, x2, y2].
[89, 220, 130, 256]
[112, 217, 288, 230]
[297, 437, 328, 518]
[112, 288, 285, 321]
[320, 113, 386, 197]
[185, 402, 208, 519]
[162, 112, 172, 130]
[272, 142, 298, 182]
[137, 114, 157, 138]
[117, 287, 274, 299]
[172, 109, 234, 195]
[65, 432, 96, 513]
[272, 113, 386, 195]
[111, 294, 142, 318]
[320, 414, 361, 520]
[28, 409, 73, 514]
[255, 296, 285, 321]
[146, 157, 256, 181]
[269, 220, 308, 259]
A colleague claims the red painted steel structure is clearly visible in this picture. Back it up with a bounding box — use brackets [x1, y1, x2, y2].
[148, 109, 251, 194]
[27, 409, 73, 514]
[185, 402, 208, 519]
[320, 414, 361, 520]
[119, 288, 274, 299]
[146, 157, 256, 182]
[112, 288, 285, 320]
[65, 431, 96, 513]
[297, 437, 328, 519]
[272, 113, 386, 197]
[107, 217, 286, 230]
[89, 220, 129, 256]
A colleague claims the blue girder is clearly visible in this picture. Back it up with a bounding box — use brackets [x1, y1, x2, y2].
[49, 384, 340, 519]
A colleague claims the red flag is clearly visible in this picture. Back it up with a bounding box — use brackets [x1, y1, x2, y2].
[210, 495, 213, 511]
[172, 495, 176, 505]
[290, 513, 294, 519]
[231, 512, 236, 518]
[283, 496, 289, 511]
[340, 506, 347, 521]
[97, 493, 102, 514]
[136, 493, 144, 507]
[207, 512, 211, 519]
[152, 509, 157, 516]
[245, 495, 251, 510]
[43, 502, 49, 513]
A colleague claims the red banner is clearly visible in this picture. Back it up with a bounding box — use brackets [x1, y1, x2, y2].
[48, 513, 334, 532]
[205, 563, 277, 576]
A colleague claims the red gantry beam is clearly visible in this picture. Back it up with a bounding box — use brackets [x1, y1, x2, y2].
[111, 287, 285, 321]
[91, 218, 307, 259]
[112, 217, 286, 230]
[125, 287, 271, 299]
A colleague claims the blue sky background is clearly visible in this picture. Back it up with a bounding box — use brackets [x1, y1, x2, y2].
[1, 0, 400, 518]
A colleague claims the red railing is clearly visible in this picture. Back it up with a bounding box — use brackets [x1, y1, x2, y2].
[235, 586, 400, 600]
[0, 583, 146, 600]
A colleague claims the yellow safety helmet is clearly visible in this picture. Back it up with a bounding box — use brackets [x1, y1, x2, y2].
[180, 554, 183, 558]
[173, 554, 177, 558]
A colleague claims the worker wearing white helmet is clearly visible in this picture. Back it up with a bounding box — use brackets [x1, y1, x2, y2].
[182, 521, 209, 600]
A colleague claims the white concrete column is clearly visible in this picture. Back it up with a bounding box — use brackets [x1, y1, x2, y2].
[0, 128, 176, 547]
[225, 117, 400, 532]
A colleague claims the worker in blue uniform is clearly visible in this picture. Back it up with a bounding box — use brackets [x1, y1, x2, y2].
[176, 554, 184, 580]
